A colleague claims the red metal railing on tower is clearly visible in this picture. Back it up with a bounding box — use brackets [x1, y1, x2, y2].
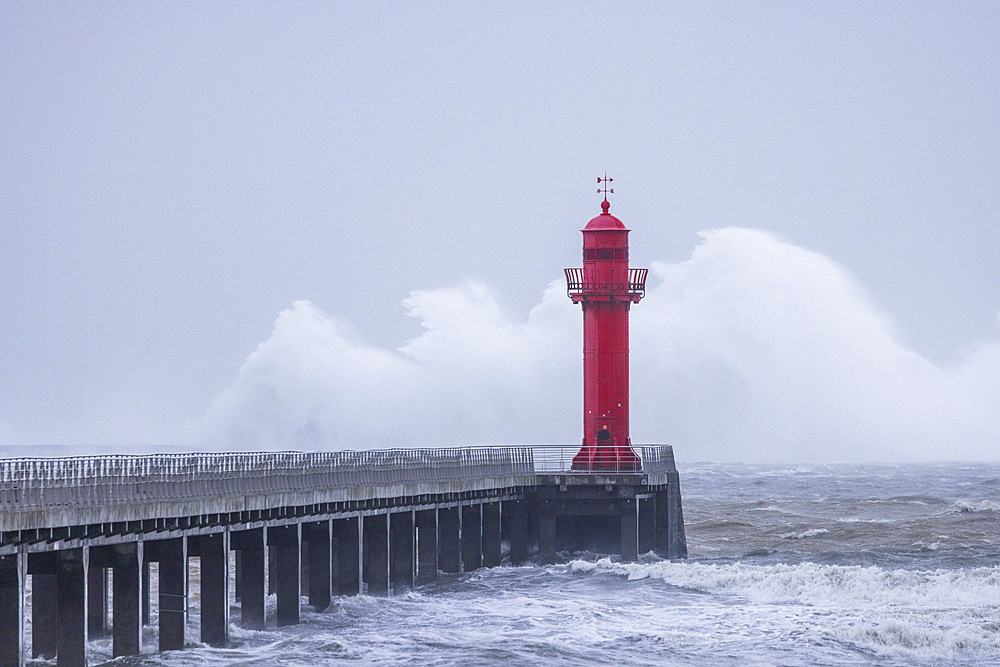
[564, 267, 647, 298]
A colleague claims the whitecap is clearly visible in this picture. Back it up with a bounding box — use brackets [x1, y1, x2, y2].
[777, 528, 830, 540]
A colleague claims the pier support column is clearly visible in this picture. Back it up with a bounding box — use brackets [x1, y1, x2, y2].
[112, 542, 143, 657]
[235, 528, 265, 630]
[363, 514, 389, 595]
[87, 566, 106, 638]
[334, 517, 360, 596]
[268, 547, 277, 595]
[461, 504, 482, 572]
[638, 496, 655, 555]
[620, 500, 638, 562]
[270, 524, 301, 626]
[199, 531, 229, 646]
[415, 509, 437, 585]
[305, 520, 331, 611]
[56, 547, 88, 667]
[157, 536, 187, 652]
[31, 571, 57, 659]
[142, 560, 150, 626]
[438, 507, 460, 574]
[503, 500, 528, 565]
[482, 502, 501, 568]
[0, 550, 26, 667]
[299, 540, 310, 597]
[389, 511, 414, 592]
[538, 507, 556, 564]
[655, 485, 688, 560]
[234, 550, 242, 602]
[666, 475, 688, 559]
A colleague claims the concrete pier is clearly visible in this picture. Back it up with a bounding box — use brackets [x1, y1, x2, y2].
[0, 445, 685, 666]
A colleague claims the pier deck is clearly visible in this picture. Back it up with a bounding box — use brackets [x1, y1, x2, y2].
[0, 446, 684, 667]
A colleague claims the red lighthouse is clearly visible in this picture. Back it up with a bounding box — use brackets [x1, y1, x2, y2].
[565, 177, 647, 471]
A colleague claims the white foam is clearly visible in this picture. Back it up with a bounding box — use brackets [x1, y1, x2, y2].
[948, 499, 1000, 513]
[568, 559, 1000, 661]
[777, 528, 829, 539]
[569, 559, 1000, 607]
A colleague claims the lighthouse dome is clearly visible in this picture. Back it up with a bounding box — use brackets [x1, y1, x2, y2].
[584, 199, 627, 230]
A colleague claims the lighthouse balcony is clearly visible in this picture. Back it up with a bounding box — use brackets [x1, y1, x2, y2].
[564, 267, 647, 301]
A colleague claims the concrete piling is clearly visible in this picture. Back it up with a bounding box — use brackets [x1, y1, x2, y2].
[156, 536, 187, 652]
[111, 542, 143, 657]
[461, 504, 482, 572]
[482, 502, 501, 568]
[271, 524, 301, 627]
[390, 511, 414, 592]
[437, 507, 461, 574]
[415, 509, 438, 585]
[199, 531, 229, 646]
[31, 571, 58, 659]
[0, 551, 26, 667]
[305, 520, 331, 611]
[56, 547, 87, 667]
[503, 500, 529, 565]
[236, 528, 266, 630]
[363, 514, 389, 595]
[334, 517, 360, 596]
[86, 566, 105, 638]
[638, 496, 655, 554]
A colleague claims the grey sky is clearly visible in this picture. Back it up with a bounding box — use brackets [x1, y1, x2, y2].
[1, 3, 998, 459]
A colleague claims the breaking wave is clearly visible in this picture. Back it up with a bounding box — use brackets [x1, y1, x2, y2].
[569, 558, 1000, 607]
[568, 559, 1000, 662]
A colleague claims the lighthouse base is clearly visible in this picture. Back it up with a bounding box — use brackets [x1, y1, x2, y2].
[570, 444, 641, 472]
[533, 470, 686, 563]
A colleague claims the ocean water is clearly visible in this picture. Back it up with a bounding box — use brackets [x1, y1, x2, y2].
[64, 462, 1000, 666]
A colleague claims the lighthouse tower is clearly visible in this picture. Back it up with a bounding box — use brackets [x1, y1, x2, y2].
[565, 177, 647, 471]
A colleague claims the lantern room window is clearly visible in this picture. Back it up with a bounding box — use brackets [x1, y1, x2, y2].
[583, 249, 629, 260]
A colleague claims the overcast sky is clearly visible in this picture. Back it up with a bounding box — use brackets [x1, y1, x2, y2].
[2, 3, 998, 461]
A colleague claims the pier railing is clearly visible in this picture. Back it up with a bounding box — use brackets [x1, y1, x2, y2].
[530, 444, 676, 475]
[0, 448, 534, 513]
[0, 445, 675, 531]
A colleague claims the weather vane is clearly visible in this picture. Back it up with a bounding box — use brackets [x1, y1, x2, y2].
[597, 173, 614, 200]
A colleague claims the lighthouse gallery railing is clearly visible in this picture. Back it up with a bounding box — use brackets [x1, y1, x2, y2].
[564, 267, 647, 297]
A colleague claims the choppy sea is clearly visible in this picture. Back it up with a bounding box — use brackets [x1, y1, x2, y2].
[42, 462, 1000, 666]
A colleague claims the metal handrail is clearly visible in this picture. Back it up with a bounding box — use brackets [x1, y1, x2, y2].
[0, 445, 673, 516]
[528, 444, 674, 474]
[0, 448, 536, 513]
[564, 267, 647, 297]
